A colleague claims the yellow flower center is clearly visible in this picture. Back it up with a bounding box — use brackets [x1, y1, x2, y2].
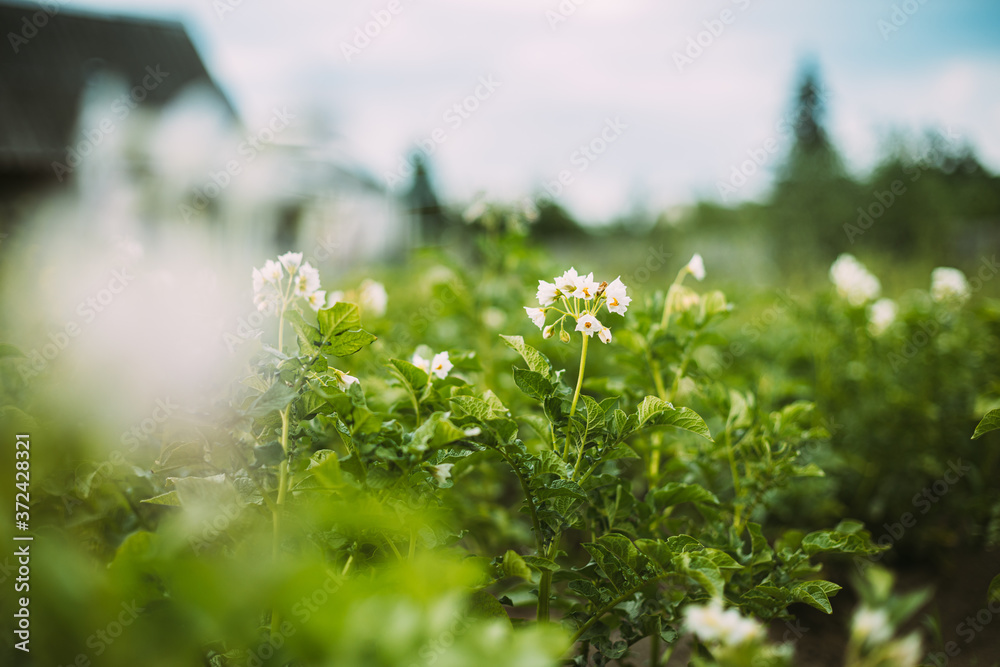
[610, 298, 619, 307]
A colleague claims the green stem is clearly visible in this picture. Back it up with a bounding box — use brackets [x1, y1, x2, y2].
[650, 631, 660, 667]
[270, 405, 291, 638]
[724, 429, 743, 531]
[563, 335, 590, 461]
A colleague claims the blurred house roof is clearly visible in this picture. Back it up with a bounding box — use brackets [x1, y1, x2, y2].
[0, 1, 235, 174]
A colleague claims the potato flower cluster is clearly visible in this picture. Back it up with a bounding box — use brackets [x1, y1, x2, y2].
[525, 268, 631, 343]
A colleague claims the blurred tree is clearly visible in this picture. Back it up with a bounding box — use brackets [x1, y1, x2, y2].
[404, 153, 449, 244]
[530, 198, 583, 238]
[767, 63, 861, 263]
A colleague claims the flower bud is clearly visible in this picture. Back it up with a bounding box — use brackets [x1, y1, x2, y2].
[543, 324, 555, 339]
[559, 330, 571, 343]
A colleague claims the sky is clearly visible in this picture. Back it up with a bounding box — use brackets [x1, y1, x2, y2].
[44, 0, 1000, 222]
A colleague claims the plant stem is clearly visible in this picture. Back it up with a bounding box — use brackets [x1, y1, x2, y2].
[650, 631, 660, 667]
[270, 405, 291, 638]
[562, 334, 590, 461]
[723, 428, 743, 532]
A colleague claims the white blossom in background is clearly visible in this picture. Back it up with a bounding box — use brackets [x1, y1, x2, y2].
[683, 600, 762, 646]
[930, 267, 970, 304]
[683, 599, 763, 646]
[525, 267, 630, 344]
[278, 251, 303, 274]
[867, 298, 898, 336]
[412, 353, 431, 375]
[429, 463, 454, 485]
[686, 253, 706, 281]
[851, 606, 892, 646]
[430, 351, 453, 379]
[412, 350, 453, 380]
[252, 254, 325, 313]
[830, 254, 881, 306]
[887, 633, 923, 667]
[359, 279, 388, 316]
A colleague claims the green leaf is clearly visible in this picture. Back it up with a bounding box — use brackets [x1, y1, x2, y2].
[581, 395, 605, 435]
[609, 409, 637, 440]
[636, 396, 713, 441]
[635, 539, 672, 570]
[248, 381, 296, 418]
[569, 580, 610, 606]
[513, 368, 555, 400]
[307, 450, 343, 488]
[535, 479, 587, 502]
[410, 412, 471, 451]
[168, 474, 240, 509]
[989, 574, 1000, 605]
[318, 302, 361, 337]
[522, 556, 560, 572]
[500, 335, 553, 378]
[285, 310, 320, 356]
[802, 528, 882, 556]
[317, 302, 376, 357]
[973, 409, 1000, 439]
[0, 343, 25, 358]
[747, 522, 773, 566]
[467, 590, 512, 625]
[450, 394, 510, 421]
[666, 535, 703, 553]
[584, 541, 642, 593]
[652, 482, 720, 510]
[677, 552, 724, 598]
[141, 490, 181, 506]
[326, 329, 378, 357]
[389, 358, 429, 393]
[501, 550, 532, 581]
[790, 580, 842, 614]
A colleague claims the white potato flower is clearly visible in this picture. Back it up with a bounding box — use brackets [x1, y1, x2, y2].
[525, 307, 547, 329]
[575, 314, 603, 337]
[887, 633, 923, 667]
[536, 280, 559, 306]
[293, 262, 321, 297]
[830, 254, 881, 306]
[930, 267, 970, 303]
[686, 253, 706, 281]
[867, 298, 897, 336]
[555, 267, 580, 294]
[261, 259, 283, 284]
[306, 290, 328, 312]
[429, 463, 454, 485]
[430, 351, 453, 379]
[328, 290, 345, 305]
[852, 606, 892, 646]
[571, 272, 599, 300]
[605, 277, 631, 315]
[683, 600, 762, 646]
[334, 370, 359, 391]
[598, 327, 612, 344]
[278, 251, 303, 274]
[411, 353, 431, 375]
[360, 279, 388, 316]
[252, 267, 265, 294]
